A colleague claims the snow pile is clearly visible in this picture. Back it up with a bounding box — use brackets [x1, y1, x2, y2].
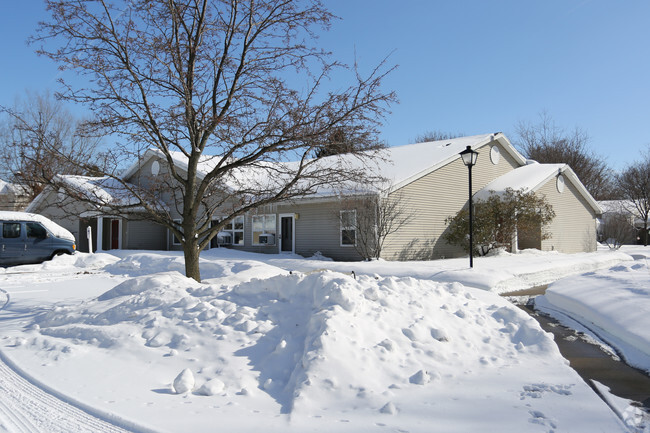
[0, 251, 119, 275]
[536, 258, 650, 373]
[104, 251, 286, 284]
[8, 263, 625, 432]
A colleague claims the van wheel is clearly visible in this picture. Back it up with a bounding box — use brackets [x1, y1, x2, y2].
[50, 250, 68, 260]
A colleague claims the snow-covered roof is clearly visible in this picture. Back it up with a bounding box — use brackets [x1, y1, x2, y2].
[120, 133, 526, 198]
[121, 149, 227, 181]
[0, 179, 12, 194]
[27, 175, 143, 214]
[0, 179, 28, 196]
[474, 162, 602, 214]
[0, 211, 75, 241]
[376, 133, 526, 192]
[59, 175, 141, 206]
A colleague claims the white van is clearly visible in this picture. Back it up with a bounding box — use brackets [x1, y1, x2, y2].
[0, 212, 76, 266]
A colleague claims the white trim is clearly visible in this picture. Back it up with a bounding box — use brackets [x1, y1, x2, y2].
[151, 160, 160, 176]
[97, 217, 104, 251]
[278, 213, 295, 254]
[490, 145, 501, 165]
[556, 174, 565, 193]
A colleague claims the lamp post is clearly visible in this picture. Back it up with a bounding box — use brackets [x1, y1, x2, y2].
[459, 145, 479, 268]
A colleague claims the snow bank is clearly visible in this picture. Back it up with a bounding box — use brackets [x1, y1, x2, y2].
[10, 263, 625, 432]
[104, 251, 287, 284]
[0, 251, 119, 275]
[1, 249, 635, 432]
[536, 259, 650, 373]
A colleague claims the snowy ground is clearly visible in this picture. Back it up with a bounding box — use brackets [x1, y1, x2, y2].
[0, 247, 642, 432]
[536, 246, 650, 375]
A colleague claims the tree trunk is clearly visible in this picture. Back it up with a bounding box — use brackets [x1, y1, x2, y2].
[644, 221, 648, 247]
[184, 239, 201, 282]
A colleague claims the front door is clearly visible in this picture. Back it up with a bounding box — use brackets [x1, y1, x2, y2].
[111, 219, 120, 249]
[280, 215, 294, 253]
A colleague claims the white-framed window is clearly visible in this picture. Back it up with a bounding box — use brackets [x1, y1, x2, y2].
[252, 214, 277, 245]
[172, 219, 182, 245]
[222, 215, 245, 246]
[340, 210, 356, 246]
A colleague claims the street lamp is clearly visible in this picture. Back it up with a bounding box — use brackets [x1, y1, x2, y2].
[459, 145, 479, 268]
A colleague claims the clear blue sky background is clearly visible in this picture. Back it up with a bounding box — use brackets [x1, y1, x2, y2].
[1, 1, 649, 170]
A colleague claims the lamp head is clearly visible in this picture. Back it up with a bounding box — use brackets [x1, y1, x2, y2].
[459, 145, 479, 167]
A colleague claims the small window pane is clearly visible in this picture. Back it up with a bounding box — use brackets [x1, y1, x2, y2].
[342, 229, 356, 245]
[252, 214, 276, 245]
[252, 216, 264, 232]
[3, 223, 21, 239]
[341, 210, 356, 227]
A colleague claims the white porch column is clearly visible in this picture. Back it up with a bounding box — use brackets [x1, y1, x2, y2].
[96, 217, 104, 251]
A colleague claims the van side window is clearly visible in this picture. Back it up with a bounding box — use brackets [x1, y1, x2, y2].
[26, 222, 48, 239]
[3, 223, 21, 239]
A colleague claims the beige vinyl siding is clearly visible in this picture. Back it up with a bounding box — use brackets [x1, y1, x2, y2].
[381, 140, 520, 260]
[538, 177, 598, 253]
[277, 201, 363, 261]
[0, 191, 28, 211]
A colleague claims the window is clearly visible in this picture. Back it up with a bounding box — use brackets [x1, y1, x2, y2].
[26, 222, 48, 239]
[172, 219, 182, 245]
[340, 210, 356, 246]
[2, 223, 21, 239]
[252, 214, 276, 245]
[223, 216, 245, 246]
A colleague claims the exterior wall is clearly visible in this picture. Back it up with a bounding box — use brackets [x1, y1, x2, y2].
[539, 177, 598, 253]
[276, 200, 364, 261]
[0, 192, 29, 211]
[381, 139, 521, 260]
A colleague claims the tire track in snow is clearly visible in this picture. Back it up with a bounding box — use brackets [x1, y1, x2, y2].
[0, 288, 155, 433]
[0, 356, 135, 433]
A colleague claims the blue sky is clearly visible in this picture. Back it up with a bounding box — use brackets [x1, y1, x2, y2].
[2, 1, 649, 170]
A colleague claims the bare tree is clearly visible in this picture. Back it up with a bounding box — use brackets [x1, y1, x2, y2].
[514, 112, 614, 200]
[313, 126, 377, 158]
[0, 92, 104, 201]
[413, 130, 464, 143]
[33, 0, 395, 281]
[616, 151, 650, 246]
[339, 191, 412, 260]
[599, 205, 636, 249]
